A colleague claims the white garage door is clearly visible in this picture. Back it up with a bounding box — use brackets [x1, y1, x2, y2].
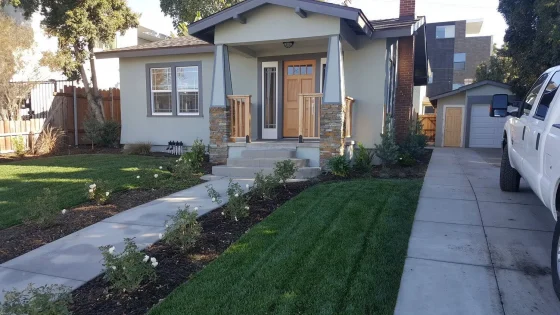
[469, 104, 507, 148]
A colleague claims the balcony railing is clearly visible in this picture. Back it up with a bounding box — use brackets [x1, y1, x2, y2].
[298, 93, 322, 138]
[228, 95, 251, 140]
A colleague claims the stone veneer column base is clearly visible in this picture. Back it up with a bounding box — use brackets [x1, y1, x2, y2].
[320, 103, 345, 168]
[209, 107, 230, 164]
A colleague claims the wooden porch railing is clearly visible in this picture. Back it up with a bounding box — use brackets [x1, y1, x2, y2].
[228, 95, 251, 139]
[298, 93, 322, 138]
[344, 96, 354, 138]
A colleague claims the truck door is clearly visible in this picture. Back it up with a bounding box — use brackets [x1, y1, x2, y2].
[512, 73, 550, 173]
[524, 71, 560, 200]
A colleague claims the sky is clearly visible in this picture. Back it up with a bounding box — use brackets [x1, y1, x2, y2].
[126, 0, 508, 46]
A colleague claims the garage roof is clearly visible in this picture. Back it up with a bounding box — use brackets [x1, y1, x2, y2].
[430, 80, 511, 101]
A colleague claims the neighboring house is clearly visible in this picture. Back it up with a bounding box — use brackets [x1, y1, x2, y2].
[430, 80, 514, 148]
[97, 0, 428, 173]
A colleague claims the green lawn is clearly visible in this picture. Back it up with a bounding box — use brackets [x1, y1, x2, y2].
[150, 179, 422, 315]
[0, 154, 197, 229]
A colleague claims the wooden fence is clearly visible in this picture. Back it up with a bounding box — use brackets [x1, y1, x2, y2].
[0, 86, 121, 153]
[419, 114, 437, 143]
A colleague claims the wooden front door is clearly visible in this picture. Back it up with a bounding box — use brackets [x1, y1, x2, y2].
[283, 60, 316, 137]
[444, 107, 463, 147]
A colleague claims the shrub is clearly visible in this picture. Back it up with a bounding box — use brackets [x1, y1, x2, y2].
[87, 181, 111, 205]
[163, 205, 202, 252]
[124, 142, 152, 155]
[353, 143, 374, 172]
[328, 155, 351, 177]
[34, 126, 64, 155]
[1, 284, 72, 315]
[100, 120, 121, 147]
[252, 171, 280, 200]
[83, 118, 104, 149]
[225, 179, 249, 221]
[402, 120, 428, 160]
[12, 135, 26, 157]
[190, 138, 206, 167]
[177, 139, 206, 173]
[274, 160, 298, 185]
[398, 152, 417, 167]
[26, 188, 59, 227]
[374, 116, 400, 166]
[206, 184, 222, 204]
[100, 238, 157, 292]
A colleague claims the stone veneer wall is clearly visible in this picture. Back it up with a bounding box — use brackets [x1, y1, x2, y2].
[209, 107, 230, 164]
[319, 103, 345, 168]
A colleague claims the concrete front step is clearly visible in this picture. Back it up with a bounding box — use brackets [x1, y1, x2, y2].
[241, 149, 296, 159]
[212, 165, 321, 179]
[227, 158, 309, 168]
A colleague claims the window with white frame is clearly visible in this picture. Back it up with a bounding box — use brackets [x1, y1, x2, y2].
[150, 68, 173, 115]
[147, 62, 202, 117]
[436, 25, 455, 39]
[176, 66, 199, 115]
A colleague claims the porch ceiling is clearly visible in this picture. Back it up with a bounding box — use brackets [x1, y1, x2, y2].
[229, 37, 346, 58]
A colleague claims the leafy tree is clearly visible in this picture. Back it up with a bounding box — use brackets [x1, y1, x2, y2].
[475, 44, 517, 85]
[0, 11, 36, 120]
[498, 0, 560, 97]
[10, 0, 139, 122]
[160, 0, 242, 29]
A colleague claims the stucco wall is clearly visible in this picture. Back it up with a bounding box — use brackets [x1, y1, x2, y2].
[214, 4, 340, 45]
[435, 92, 465, 147]
[465, 85, 512, 97]
[344, 37, 387, 148]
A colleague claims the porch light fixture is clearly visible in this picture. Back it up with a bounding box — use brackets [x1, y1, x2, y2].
[283, 41, 294, 49]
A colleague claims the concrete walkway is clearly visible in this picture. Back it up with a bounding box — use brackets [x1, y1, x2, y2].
[0, 177, 252, 301]
[394, 148, 560, 315]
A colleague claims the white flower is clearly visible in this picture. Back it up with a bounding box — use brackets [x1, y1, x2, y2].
[159, 166, 163, 170]
[108, 246, 115, 254]
[136, 175, 140, 179]
[188, 159, 192, 162]
[61, 209, 67, 215]
[152, 261, 159, 268]
[105, 192, 110, 197]
[175, 159, 179, 163]
[111, 266, 116, 270]
[159, 233, 163, 239]
[154, 174, 159, 178]
[150, 257, 157, 263]
[212, 197, 216, 202]
[245, 184, 250, 189]
[194, 207, 199, 211]
[234, 193, 239, 197]
[123, 267, 126, 270]
[235, 216, 238, 222]
[88, 189, 93, 193]
[143, 255, 150, 263]
[89, 184, 96, 189]
[221, 212, 225, 216]
[245, 206, 249, 210]
[165, 224, 169, 228]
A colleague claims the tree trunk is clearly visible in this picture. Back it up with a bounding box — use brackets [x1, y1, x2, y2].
[79, 64, 104, 122]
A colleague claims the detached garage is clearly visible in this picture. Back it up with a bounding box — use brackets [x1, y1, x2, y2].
[430, 80, 515, 148]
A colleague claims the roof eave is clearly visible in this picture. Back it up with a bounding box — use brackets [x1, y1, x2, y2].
[429, 80, 512, 101]
[95, 44, 214, 59]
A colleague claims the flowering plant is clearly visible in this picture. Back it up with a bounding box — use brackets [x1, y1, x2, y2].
[99, 238, 157, 292]
[1, 284, 73, 315]
[26, 188, 60, 227]
[162, 205, 202, 252]
[225, 179, 249, 221]
[86, 181, 111, 205]
[206, 184, 222, 204]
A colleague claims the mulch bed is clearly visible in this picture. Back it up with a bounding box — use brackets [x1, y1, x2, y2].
[70, 181, 313, 315]
[0, 188, 184, 264]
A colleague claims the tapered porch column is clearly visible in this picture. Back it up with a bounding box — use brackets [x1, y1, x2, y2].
[320, 35, 346, 168]
[209, 44, 233, 164]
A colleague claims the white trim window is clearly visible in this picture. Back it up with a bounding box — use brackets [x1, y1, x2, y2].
[150, 67, 173, 115]
[320, 57, 327, 93]
[262, 61, 279, 139]
[176, 66, 200, 115]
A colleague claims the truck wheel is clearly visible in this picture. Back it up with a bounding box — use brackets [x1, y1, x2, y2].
[500, 144, 520, 192]
[552, 219, 560, 301]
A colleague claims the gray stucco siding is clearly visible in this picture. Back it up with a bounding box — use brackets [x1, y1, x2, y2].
[214, 4, 341, 45]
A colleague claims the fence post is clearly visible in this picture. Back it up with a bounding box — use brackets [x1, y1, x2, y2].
[73, 86, 78, 146]
[110, 89, 114, 120]
[28, 131, 34, 153]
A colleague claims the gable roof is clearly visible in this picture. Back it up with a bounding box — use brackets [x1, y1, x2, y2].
[188, 0, 375, 43]
[96, 35, 212, 59]
[429, 80, 512, 101]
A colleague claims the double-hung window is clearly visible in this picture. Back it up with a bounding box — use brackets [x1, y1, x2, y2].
[147, 62, 202, 117]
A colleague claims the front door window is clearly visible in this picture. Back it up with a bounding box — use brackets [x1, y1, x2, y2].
[262, 61, 279, 139]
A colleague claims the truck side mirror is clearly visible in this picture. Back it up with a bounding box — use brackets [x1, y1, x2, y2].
[490, 94, 511, 117]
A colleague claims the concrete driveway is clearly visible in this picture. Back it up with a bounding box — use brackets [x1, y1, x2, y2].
[394, 148, 560, 315]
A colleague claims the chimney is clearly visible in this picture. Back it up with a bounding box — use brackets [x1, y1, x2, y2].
[399, 0, 416, 19]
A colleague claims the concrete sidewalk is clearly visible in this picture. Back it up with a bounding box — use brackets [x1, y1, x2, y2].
[0, 177, 252, 301]
[394, 148, 560, 315]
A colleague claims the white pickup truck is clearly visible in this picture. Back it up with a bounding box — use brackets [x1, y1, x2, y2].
[491, 66, 560, 299]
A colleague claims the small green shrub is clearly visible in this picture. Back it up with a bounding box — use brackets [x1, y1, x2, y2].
[374, 116, 400, 166]
[398, 152, 417, 167]
[353, 143, 374, 172]
[163, 205, 202, 252]
[100, 238, 157, 292]
[206, 184, 222, 204]
[190, 138, 206, 167]
[176, 139, 206, 174]
[124, 142, 152, 155]
[83, 118, 104, 149]
[101, 120, 121, 147]
[86, 181, 111, 205]
[225, 179, 249, 221]
[12, 135, 26, 157]
[402, 120, 428, 159]
[274, 160, 298, 185]
[252, 171, 280, 199]
[26, 188, 59, 227]
[1, 284, 73, 315]
[328, 155, 351, 177]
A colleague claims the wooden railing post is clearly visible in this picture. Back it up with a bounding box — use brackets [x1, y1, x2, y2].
[227, 95, 252, 141]
[299, 93, 323, 139]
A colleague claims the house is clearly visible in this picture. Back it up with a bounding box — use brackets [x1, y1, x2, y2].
[430, 80, 514, 148]
[97, 0, 428, 176]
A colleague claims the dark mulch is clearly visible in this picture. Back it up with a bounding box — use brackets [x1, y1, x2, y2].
[0, 188, 181, 264]
[69, 181, 313, 315]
